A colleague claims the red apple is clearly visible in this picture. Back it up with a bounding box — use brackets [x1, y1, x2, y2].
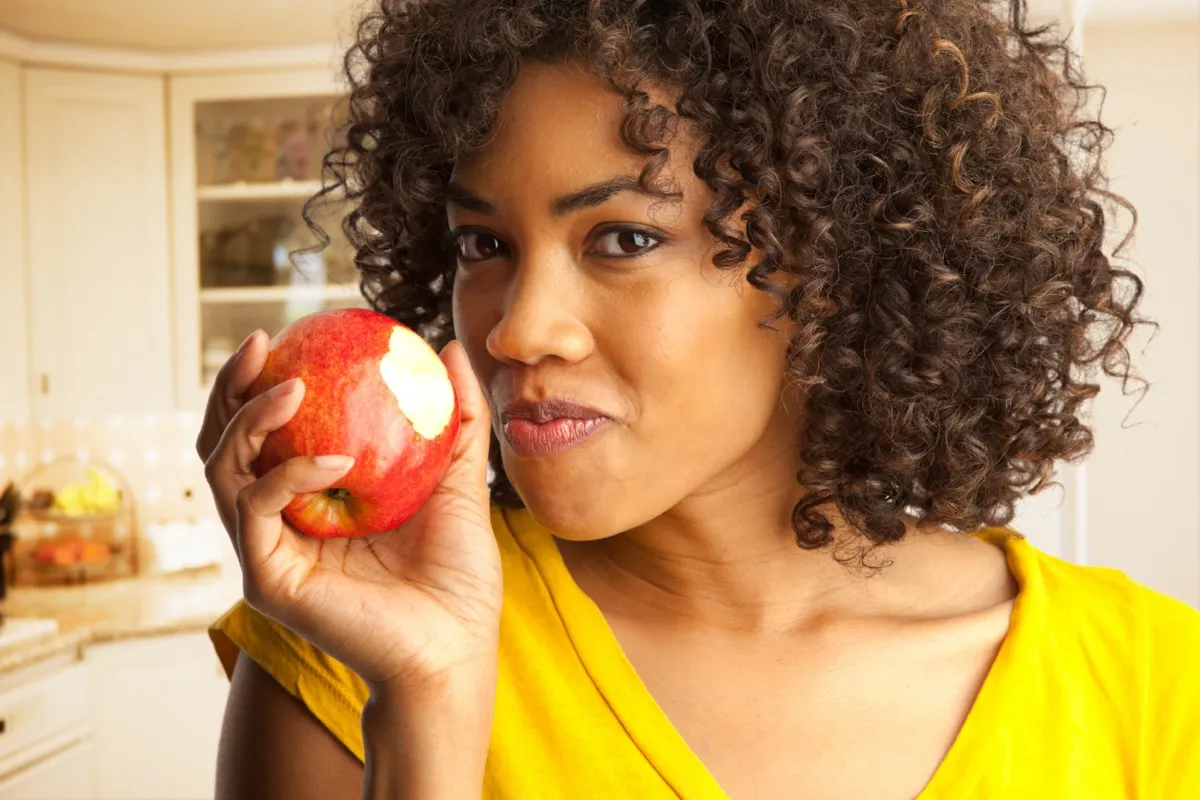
[246, 308, 460, 538]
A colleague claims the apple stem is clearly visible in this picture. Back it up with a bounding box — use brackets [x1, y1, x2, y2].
[324, 487, 352, 503]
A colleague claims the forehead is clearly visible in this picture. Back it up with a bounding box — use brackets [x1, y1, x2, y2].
[450, 61, 685, 189]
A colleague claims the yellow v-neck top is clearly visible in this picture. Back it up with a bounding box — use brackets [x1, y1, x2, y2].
[209, 505, 1200, 798]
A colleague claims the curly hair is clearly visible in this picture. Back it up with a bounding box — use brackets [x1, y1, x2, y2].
[303, 0, 1151, 558]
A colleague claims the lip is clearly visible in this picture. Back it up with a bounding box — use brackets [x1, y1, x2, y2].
[500, 397, 612, 457]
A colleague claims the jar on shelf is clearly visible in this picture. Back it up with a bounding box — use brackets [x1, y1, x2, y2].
[245, 117, 278, 183]
[305, 99, 347, 177]
[225, 122, 250, 183]
[275, 117, 311, 181]
[196, 118, 231, 186]
[12, 457, 138, 586]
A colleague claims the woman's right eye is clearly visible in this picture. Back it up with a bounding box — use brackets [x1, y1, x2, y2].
[454, 231, 508, 263]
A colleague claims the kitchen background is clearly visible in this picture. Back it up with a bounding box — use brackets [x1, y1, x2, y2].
[0, 0, 1196, 797]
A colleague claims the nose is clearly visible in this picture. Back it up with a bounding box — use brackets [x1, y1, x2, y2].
[485, 255, 593, 367]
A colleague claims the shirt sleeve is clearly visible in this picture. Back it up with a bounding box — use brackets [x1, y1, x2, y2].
[1139, 585, 1200, 797]
[209, 599, 370, 762]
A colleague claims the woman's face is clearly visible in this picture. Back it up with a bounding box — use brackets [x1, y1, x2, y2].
[450, 62, 798, 539]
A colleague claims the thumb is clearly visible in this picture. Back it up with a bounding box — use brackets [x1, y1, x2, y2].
[437, 340, 492, 504]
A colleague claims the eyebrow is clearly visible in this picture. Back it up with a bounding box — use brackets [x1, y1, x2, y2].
[445, 175, 660, 218]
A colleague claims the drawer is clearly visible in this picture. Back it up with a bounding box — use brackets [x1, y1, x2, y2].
[0, 728, 93, 798]
[0, 663, 89, 764]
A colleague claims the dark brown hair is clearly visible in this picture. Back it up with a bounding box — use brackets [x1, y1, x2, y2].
[305, 0, 1151, 559]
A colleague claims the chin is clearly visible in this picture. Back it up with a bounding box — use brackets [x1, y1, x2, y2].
[503, 458, 636, 542]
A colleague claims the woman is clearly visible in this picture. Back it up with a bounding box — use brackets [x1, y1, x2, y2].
[202, 0, 1200, 797]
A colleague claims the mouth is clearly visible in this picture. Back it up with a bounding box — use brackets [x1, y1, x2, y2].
[500, 398, 613, 457]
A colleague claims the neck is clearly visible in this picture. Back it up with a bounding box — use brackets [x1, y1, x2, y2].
[565, 414, 912, 633]
[569, 485, 984, 635]
[554, 400, 1005, 634]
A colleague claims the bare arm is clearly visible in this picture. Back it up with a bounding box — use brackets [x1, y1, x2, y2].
[214, 651, 495, 800]
[215, 652, 364, 800]
[360, 669, 497, 800]
[203, 334, 499, 799]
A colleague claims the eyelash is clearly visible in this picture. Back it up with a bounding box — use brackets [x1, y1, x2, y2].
[447, 225, 667, 265]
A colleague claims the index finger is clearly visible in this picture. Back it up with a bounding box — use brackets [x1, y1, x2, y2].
[196, 329, 268, 462]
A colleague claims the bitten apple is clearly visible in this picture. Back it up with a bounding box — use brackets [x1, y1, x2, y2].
[246, 308, 460, 538]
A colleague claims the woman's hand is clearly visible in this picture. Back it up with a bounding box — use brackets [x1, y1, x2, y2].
[198, 329, 502, 694]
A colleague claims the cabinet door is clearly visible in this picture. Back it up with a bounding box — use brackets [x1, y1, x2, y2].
[24, 68, 174, 421]
[86, 631, 230, 800]
[168, 68, 352, 411]
[0, 735, 94, 800]
[0, 60, 30, 427]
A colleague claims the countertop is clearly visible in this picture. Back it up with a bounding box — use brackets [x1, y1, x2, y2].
[0, 566, 243, 673]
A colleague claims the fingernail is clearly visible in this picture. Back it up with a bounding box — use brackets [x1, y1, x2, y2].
[234, 330, 260, 359]
[266, 378, 302, 398]
[314, 455, 355, 471]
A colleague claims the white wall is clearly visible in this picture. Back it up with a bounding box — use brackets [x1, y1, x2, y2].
[1081, 21, 1200, 607]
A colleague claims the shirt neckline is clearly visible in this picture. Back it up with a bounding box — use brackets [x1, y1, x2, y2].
[503, 508, 1044, 799]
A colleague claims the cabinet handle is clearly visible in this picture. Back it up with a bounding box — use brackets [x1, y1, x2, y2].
[0, 717, 7, 734]
[40, 374, 50, 395]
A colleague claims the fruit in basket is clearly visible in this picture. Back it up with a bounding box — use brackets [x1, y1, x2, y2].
[27, 489, 54, 511]
[247, 308, 461, 539]
[49, 468, 121, 517]
[35, 539, 111, 567]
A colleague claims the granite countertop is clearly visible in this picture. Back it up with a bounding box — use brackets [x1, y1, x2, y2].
[0, 566, 243, 673]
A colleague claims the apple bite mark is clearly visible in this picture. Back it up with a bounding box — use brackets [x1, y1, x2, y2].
[378, 325, 456, 440]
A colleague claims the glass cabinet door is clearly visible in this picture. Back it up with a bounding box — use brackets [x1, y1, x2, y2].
[192, 94, 366, 390]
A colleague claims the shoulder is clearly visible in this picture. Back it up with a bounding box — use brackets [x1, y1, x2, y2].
[999, 531, 1177, 633]
[209, 598, 371, 762]
[1035, 540, 1200, 694]
[1005, 532, 1200, 658]
[1134, 580, 1200, 715]
[1130, 580, 1200, 791]
[1001, 533, 1200, 788]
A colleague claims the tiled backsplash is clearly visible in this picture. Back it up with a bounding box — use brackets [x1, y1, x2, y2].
[0, 412, 220, 530]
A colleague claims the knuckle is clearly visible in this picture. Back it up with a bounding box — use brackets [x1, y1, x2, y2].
[235, 485, 257, 519]
[223, 403, 247, 435]
[202, 456, 219, 486]
[227, 400, 262, 443]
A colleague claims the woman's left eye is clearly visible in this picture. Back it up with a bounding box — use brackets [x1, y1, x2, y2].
[591, 228, 663, 257]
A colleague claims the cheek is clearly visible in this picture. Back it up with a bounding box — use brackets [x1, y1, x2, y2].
[451, 273, 500, 365]
[617, 280, 789, 452]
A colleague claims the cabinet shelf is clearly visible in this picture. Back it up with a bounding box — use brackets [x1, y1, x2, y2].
[197, 180, 323, 202]
[199, 284, 361, 304]
[172, 71, 347, 410]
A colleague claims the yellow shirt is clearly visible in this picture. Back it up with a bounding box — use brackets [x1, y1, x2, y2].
[209, 505, 1200, 798]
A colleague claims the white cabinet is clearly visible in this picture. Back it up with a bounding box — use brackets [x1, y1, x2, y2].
[87, 630, 230, 800]
[0, 734, 93, 799]
[7, 56, 357, 422]
[0, 655, 93, 799]
[0, 631, 231, 800]
[23, 67, 174, 421]
[168, 69, 362, 412]
[0, 60, 30, 427]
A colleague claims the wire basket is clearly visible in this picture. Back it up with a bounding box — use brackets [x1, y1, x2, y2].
[13, 456, 139, 586]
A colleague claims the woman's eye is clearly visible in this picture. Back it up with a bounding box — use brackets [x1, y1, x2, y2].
[592, 228, 662, 257]
[455, 231, 507, 262]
